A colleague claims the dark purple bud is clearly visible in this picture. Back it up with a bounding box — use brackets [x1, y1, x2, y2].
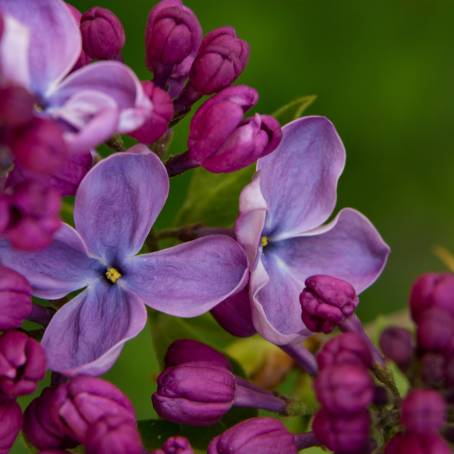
[130, 82, 174, 145]
[146, 0, 202, 84]
[313, 409, 371, 454]
[385, 433, 451, 454]
[165, 339, 231, 370]
[410, 273, 454, 323]
[0, 85, 35, 128]
[420, 353, 446, 387]
[401, 389, 446, 434]
[207, 417, 297, 454]
[2, 181, 61, 251]
[152, 436, 194, 454]
[85, 415, 143, 454]
[211, 286, 256, 338]
[0, 266, 32, 329]
[317, 332, 373, 370]
[315, 365, 374, 414]
[80, 7, 125, 60]
[300, 275, 358, 333]
[379, 326, 414, 369]
[152, 362, 235, 426]
[0, 331, 46, 398]
[417, 308, 454, 353]
[189, 27, 249, 95]
[0, 398, 22, 453]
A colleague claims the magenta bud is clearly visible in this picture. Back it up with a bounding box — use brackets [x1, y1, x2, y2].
[417, 308, 454, 353]
[208, 417, 297, 454]
[85, 415, 143, 454]
[317, 332, 373, 370]
[0, 398, 22, 453]
[313, 409, 371, 454]
[152, 436, 194, 454]
[0, 331, 46, 398]
[0, 85, 35, 128]
[130, 81, 174, 145]
[409, 273, 454, 323]
[385, 433, 451, 454]
[80, 7, 125, 60]
[0, 266, 32, 329]
[300, 275, 358, 333]
[189, 27, 249, 95]
[401, 389, 446, 434]
[379, 327, 414, 369]
[420, 353, 446, 388]
[165, 339, 232, 370]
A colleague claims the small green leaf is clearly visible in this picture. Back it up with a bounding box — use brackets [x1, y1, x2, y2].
[273, 95, 317, 124]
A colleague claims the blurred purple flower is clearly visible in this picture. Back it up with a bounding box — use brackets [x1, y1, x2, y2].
[152, 436, 194, 454]
[385, 433, 451, 454]
[0, 147, 247, 375]
[0, 398, 22, 453]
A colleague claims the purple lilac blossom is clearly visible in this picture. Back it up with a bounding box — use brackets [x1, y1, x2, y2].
[152, 436, 194, 454]
[385, 433, 451, 454]
[235, 116, 390, 345]
[379, 327, 414, 370]
[0, 146, 248, 375]
[0, 398, 22, 453]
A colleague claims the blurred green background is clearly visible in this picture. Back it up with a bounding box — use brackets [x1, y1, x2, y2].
[13, 1, 454, 450]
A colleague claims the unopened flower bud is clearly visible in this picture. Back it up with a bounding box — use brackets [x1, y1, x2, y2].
[417, 308, 454, 353]
[300, 275, 358, 333]
[80, 7, 125, 60]
[0, 266, 32, 329]
[152, 436, 194, 454]
[379, 326, 414, 369]
[0, 331, 46, 398]
[0, 398, 22, 453]
[208, 417, 297, 454]
[420, 353, 446, 387]
[385, 433, 451, 454]
[317, 332, 373, 370]
[0, 85, 34, 128]
[130, 82, 173, 145]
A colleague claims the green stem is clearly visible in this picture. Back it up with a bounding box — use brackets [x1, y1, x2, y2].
[106, 135, 126, 152]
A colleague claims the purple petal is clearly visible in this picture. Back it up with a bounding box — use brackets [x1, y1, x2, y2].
[122, 236, 248, 317]
[256, 116, 345, 239]
[47, 61, 151, 133]
[74, 147, 169, 262]
[0, 224, 98, 299]
[42, 283, 147, 376]
[235, 208, 266, 266]
[0, 0, 81, 94]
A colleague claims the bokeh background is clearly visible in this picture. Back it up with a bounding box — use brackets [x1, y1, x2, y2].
[13, 0, 454, 450]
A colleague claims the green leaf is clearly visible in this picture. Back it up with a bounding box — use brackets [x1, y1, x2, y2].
[273, 95, 317, 124]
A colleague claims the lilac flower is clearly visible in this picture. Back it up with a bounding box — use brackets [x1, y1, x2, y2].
[0, 146, 248, 375]
[0, 0, 150, 153]
[235, 116, 390, 344]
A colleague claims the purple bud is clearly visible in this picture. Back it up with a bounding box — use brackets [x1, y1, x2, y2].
[313, 409, 371, 454]
[315, 365, 374, 414]
[417, 308, 454, 353]
[80, 7, 125, 60]
[85, 415, 143, 454]
[385, 433, 451, 454]
[401, 389, 446, 434]
[165, 339, 231, 370]
[0, 266, 32, 329]
[130, 82, 174, 145]
[300, 275, 358, 333]
[420, 353, 446, 387]
[152, 362, 235, 426]
[317, 332, 373, 370]
[211, 286, 256, 338]
[0, 398, 22, 453]
[0, 85, 35, 128]
[207, 417, 297, 454]
[189, 27, 249, 95]
[0, 331, 46, 398]
[379, 327, 414, 369]
[410, 273, 454, 323]
[152, 436, 194, 454]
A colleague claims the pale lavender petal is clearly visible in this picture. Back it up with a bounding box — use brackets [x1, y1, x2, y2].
[41, 283, 147, 376]
[0, 224, 98, 299]
[257, 116, 346, 239]
[122, 236, 248, 317]
[238, 172, 266, 214]
[74, 147, 169, 262]
[47, 61, 151, 133]
[235, 208, 266, 266]
[0, 0, 81, 94]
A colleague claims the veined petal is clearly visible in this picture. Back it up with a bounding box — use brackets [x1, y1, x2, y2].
[257, 116, 345, 239]
[122, 236, 248, 317]
[0, 0, 81, 95]
[74, 147, 169, 262]
[41, 283, 147, 376]
[0, 224, 98, 299]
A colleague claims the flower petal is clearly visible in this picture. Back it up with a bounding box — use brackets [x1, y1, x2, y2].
[41, 283, 147, 376]
[47, 61, 151, 133]
[74, 147, 169, 262]
[122, 236, 248, 317]
[256, 116, 345, 239]
[0, 224, 98, 299]
[235, 208, 266, 266]
[0, 0, 81, 94]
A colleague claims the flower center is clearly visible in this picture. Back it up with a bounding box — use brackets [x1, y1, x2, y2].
[261, 235, 269, 248]
[105, 267, 122, 284]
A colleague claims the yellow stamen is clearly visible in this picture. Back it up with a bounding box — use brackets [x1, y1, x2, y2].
[261, 235, 269, 248]
[105, 267, 122, 284]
